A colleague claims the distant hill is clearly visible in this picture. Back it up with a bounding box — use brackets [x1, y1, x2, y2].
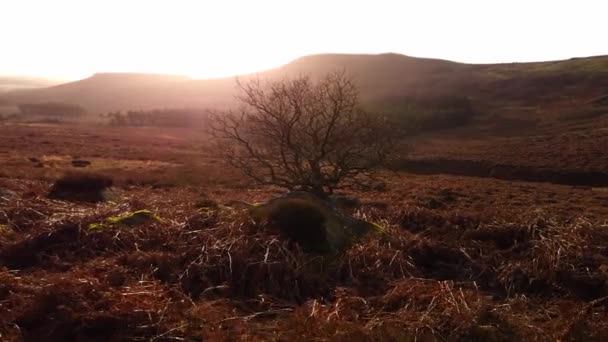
[0, 76, 60, 93]
[0, 73, 236, 113]
[1, 53, 607, 117]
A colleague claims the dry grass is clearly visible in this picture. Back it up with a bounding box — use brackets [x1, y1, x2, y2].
[1, 176, 608, 341]
[408, 114, 608, 173]
[1, 124, 608, 341]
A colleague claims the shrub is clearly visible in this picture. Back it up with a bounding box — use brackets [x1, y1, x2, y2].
[209, 72, 397, 198]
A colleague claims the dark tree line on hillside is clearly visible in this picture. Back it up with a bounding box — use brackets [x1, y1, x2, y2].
[101, 109, 209, 127]
[19, 102, 86, 117]
[376, 95, 476, 132]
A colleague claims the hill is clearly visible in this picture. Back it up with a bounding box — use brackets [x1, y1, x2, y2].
[2, 53, 606, 115]
[0, 73, 236, 113]
[2, 55, 608, 340]
[0, 76, 60, 93]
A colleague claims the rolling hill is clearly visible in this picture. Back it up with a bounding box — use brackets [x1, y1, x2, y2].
[0, 53, 607, 117]
[0, 76, 61, 93]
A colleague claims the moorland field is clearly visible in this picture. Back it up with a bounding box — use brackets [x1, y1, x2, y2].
[1, 53, 608, 341]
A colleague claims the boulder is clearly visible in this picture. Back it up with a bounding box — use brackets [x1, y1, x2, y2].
[71, 159, 92, 168]
[241, 192, 383, 253]
[48, 173, 113, 203]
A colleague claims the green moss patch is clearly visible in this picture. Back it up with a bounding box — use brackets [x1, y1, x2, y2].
[88, 209, 161, 231]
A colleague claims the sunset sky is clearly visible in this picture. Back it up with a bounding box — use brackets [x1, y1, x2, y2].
[1, 0, 606, 80]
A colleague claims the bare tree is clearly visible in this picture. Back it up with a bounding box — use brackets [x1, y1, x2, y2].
[208, 71, 396, 198]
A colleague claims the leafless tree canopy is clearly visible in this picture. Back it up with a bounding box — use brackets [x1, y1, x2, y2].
[209, 71, 395, 197]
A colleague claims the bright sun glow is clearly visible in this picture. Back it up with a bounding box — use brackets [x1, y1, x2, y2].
[1, 0, 607, 80]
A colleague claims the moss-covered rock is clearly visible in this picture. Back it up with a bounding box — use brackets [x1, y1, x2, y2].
[234, 192, 383, 254]
[265, 197, 343, 253]
[88, 210, 161, 231]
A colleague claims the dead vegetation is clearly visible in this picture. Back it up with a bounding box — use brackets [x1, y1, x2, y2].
[208, 72, 396, 198]
[1, 176, 608, 341]
[1, 124, 608, 341]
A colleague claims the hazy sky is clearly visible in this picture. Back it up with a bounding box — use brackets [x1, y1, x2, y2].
[1, 0, 606, 80]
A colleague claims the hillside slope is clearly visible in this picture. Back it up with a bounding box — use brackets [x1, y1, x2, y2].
[0, 76, 60, 93]
[0, 73, 236, 113]
[1, 53, 607, 116]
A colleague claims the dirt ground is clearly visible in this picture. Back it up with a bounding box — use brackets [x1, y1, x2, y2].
[1, 123, 608, 341]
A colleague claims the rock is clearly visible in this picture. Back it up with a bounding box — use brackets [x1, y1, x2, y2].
[48, 173, 113, 203]
[71, 159, 91, 167]
[266, 197, 343, 253]
[105, 209, 160, 226]
[88, 209, 161, 231]
[250, 192, 382, 254]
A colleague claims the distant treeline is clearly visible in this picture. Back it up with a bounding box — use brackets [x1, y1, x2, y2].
[101, 109, 209, 127]
[374, 96, 476, 132]
[19, 102, 86, 117]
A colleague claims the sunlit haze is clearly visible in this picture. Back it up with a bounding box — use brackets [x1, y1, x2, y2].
[2, 0, 606, 80]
